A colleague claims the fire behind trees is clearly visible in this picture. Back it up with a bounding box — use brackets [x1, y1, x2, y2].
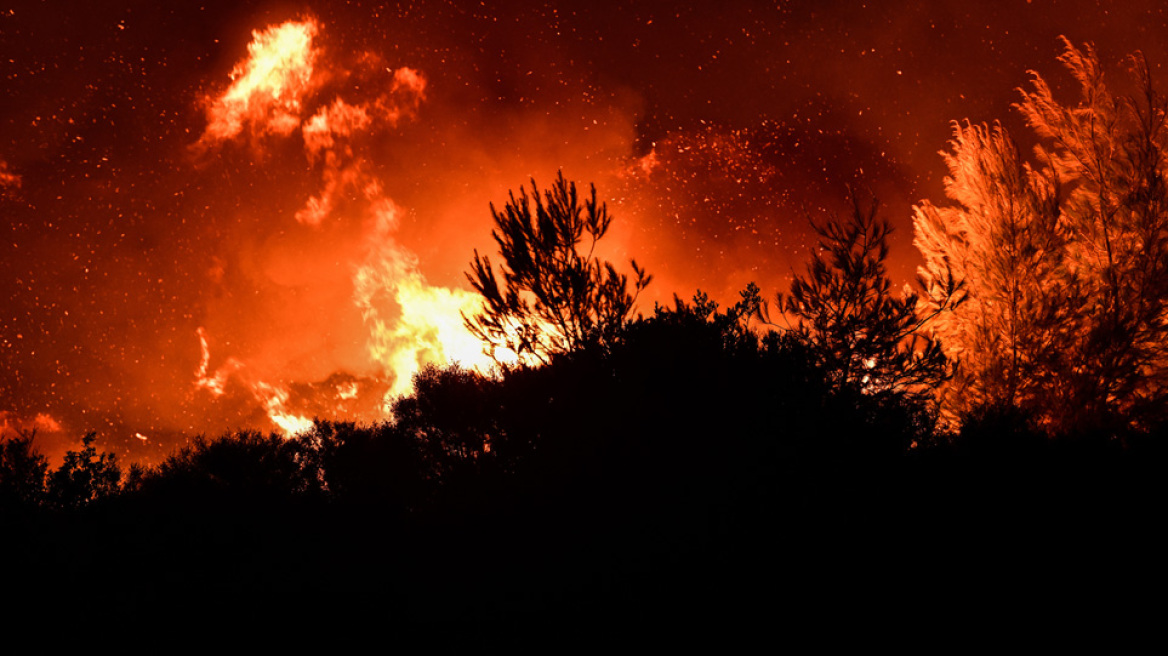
[3, 41, 1167, 623]
[464, 172, 652, 365]
[4, 283, 1162, 622]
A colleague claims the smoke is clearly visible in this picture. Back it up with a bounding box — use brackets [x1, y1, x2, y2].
[186, 18, 502, 433]
[7, 2, 1165, 464]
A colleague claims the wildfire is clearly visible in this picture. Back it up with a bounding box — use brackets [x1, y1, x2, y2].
[253, 381, 314, 436]
[362, 271, 502, 400]
[187, 18, 510, 432]
[198, 19, 319, 147]
[194, 327, 242, 397]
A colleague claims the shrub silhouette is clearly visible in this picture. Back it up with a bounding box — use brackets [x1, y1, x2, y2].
[47, 432, 121, 511]
[0, 431, 48, 512]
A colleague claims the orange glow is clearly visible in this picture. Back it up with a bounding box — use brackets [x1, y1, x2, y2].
[352, 199, 508, 400]
[187, 18, 504, 428]
[302, 100, 372, 157]
[0, 160, 19, 190]
[198, 19, 319, 148]
[252, 381, 315, 436]
[32, 412, 62, 433]
[194, 327, 243, 397]
[0, 410, 68, 463]
[6, 3, 1161, 466]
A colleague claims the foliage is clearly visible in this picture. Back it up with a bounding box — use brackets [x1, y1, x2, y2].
[464, 171, 651, 364]
[296, 420, 429, 507]
[147, 430, 309, 501]
[0, 431, 48, 510]
[914, 39, 1168, 433]
[778, 194, 958, 407]
[651, 283, 763, 353]
[390, 364, 504, 482]
[47, 432, 121, 510]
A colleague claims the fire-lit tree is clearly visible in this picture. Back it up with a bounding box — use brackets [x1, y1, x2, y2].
[914, 39, 1168, 433]
[464, 172, 651, 363]
[777, 194, 957, 408]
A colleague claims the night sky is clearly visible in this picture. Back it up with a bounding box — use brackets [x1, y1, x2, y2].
[4, 0, 1168, 463]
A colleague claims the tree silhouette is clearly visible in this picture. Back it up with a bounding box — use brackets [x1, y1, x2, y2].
[145, 430, 309, 503]
[778, 194, 958, 407]
[47, 432, 121, 510]
[0, 431, 48, 511]
[464, 172, 651, 363]
[914, 39, 1168, 433]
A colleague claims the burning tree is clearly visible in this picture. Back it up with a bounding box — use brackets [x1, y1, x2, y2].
[778, 195, 957, 408]
[914, 39, 1168, 433]
[464, 172, 651, 363]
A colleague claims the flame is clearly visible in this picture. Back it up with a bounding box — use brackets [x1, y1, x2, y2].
[302, 99, 372, 157]
[189, 17, 498, 428]
[195, 327, 315, 436]
[198, 19, 319, 147]
[250, 382, 313, 436]
[194, 327, 243, 397]
[361, 271, 500, 399]
[350, 196, 515, 400]
[336, 381, 359, 400]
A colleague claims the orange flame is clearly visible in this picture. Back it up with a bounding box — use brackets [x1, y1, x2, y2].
[194, 326, 243, 397]
[359, 270, 502, 400]
[352, 199, 508, 400]
[190, 18, 506, 429]
[198, 19, 319, 147]
[195, 327, 317, 436]
[252, 381, 314, 436]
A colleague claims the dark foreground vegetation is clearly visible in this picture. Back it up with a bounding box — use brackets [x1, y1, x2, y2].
[3, 295, 1164, 625]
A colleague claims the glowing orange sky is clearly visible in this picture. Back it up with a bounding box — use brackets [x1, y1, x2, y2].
[3, 1, 1168, 463]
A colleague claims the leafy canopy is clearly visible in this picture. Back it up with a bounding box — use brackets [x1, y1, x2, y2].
[464, 172, 651, 363]
[778, 194, 958, 405]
